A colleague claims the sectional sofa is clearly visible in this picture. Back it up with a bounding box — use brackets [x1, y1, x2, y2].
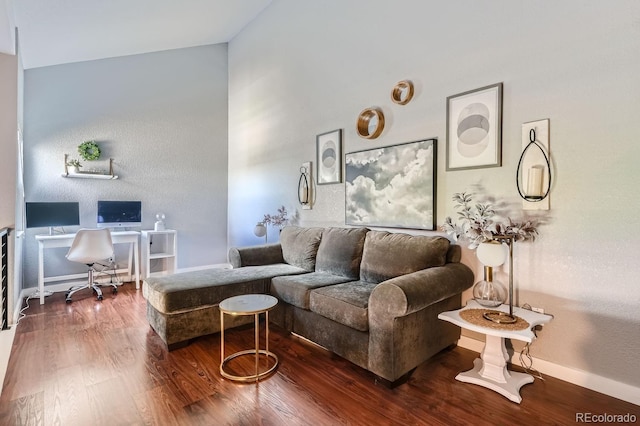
[143, 226, 474, 383]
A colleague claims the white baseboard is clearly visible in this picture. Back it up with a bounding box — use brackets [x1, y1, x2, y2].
[458, 336, 640, 406]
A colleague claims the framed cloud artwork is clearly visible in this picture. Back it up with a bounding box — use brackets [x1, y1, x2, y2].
[345, 139, 437, 230]
[446, 83, 503, 171]
[316, 129, 343, 184]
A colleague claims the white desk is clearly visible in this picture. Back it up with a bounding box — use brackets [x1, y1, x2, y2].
[438, 300, 553, 403]
[35, 231, 140, 305]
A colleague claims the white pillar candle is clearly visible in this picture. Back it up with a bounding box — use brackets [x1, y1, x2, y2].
[526, 165, 544, 197]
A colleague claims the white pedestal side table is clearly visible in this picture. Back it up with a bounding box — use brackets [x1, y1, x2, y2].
[219, 294, 279, 382]
[438, 300, 553, 403]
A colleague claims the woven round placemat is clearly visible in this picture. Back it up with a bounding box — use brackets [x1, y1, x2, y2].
[460, 309, 530, 331]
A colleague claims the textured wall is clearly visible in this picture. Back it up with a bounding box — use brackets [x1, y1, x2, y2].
[23, 44, 229, 287]
[0, 52, 17, 228]
[228, 1, 640, 388]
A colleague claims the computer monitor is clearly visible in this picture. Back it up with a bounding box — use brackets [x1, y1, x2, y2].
[25, 202, 80, 233]
[97, 201, 142, 229]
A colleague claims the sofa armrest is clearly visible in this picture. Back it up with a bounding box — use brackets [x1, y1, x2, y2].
[369, 262, 474, 319]
[367, 262, 474, 382]
[228, 243, 284, 268]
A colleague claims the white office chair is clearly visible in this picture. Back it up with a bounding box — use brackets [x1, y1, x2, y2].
[65, 228, 119, 303]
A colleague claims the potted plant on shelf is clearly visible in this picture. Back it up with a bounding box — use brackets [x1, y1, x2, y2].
[66, 159, 82, 174]
[442, 192, 539, 307]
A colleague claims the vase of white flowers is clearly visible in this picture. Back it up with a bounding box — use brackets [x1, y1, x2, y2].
[442, 192, 538, 248]
[442, 192, 539, 307]
[262, 205, 289, 231]
[255, 206, 289, 243]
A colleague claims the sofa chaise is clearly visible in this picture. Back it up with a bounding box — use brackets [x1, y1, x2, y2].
[143, 226, 474, 383]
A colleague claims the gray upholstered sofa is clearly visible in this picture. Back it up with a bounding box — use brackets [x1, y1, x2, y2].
[143, 226, 473, 383]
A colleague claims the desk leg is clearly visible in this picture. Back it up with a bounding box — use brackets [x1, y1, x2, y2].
[133, 240, 140, 289]
[455, 334, 533, 403]
[38, 242, 45, 305]
[126, 243, 133, 281]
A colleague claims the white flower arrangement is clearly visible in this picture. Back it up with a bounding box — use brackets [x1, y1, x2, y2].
[442, 192, 538, 249]
[262, 205, 289, 228]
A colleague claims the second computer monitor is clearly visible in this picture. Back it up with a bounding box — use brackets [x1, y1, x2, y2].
[97, 201, 142, 229]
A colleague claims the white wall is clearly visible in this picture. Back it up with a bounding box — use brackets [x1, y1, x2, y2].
[0, 52, 17, 228]
[228, 0, 640, 392]
[23, 44, 229, 288]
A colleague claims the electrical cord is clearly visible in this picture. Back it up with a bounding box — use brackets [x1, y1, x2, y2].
[520, 339, 545, 381]
[16, 289, 52, 325]
[518, 303, 545, 381]
[15, 259, 120, 326]
[93, 259, 122, 286]
[15, 296, 29, 325]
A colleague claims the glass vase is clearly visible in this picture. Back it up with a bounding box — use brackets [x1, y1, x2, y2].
[473, 266, 507, 307]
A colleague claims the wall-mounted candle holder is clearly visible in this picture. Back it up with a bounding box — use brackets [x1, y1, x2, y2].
[299, 162, 312, 210]
[517, 119, 551, 210]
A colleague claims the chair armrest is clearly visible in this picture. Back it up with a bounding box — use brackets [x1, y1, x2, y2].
[228, 243, 284, 268]
[369, 263, 474, 318]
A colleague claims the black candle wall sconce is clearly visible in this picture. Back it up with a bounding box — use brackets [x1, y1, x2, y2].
[517, 119, 551, 210]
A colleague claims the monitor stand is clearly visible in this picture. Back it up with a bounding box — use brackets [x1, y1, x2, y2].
[47, 227, 65, 235]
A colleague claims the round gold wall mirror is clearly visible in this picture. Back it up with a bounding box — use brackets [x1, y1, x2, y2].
[391, 80, 414, 105]
[356, 107, 385, 139]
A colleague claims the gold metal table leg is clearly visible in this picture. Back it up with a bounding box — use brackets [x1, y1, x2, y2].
[219, 310, 278, 382]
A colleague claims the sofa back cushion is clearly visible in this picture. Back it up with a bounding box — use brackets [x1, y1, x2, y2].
[280, 226, 323, 271]
[315, 227, 368, 279]
[360, 230, 450, 283]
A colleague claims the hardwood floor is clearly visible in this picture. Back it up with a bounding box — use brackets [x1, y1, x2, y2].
[0, 283, 637, 425]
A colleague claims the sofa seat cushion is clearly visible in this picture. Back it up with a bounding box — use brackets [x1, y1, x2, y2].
[271, 272, 353, 310]
[280, 226, 324, 271]
[309, 281, 378, 332]
[315, 227, 368, 279]
[144, 264, 307, 314]
[360, 231, 450, 283]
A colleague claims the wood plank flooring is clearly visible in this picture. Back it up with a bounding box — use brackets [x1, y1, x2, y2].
[0, 283, 637, 425]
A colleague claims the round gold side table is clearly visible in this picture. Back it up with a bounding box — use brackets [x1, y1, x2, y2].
[219, 294, 279, 382]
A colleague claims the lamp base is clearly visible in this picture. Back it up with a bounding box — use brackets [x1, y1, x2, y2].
[483, 311, 517, 324]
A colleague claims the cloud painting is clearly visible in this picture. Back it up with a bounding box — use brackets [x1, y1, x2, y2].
[345, 139, 436, 230]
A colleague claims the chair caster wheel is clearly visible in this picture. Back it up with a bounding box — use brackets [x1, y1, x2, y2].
[97, 295, 103, 301]
[112, 288, 118, 294]
[65, 298, 72, 304]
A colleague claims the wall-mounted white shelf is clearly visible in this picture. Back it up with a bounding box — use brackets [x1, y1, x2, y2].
[141, 230, 177, 279]
[61, 172, 118, 180]
[62, 154, 118, 179]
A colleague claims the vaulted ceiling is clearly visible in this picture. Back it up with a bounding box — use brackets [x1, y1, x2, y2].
[1, 0, 272, 69]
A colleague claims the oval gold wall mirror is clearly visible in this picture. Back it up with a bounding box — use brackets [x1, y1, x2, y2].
[356, 107, 385, 139]
[391, 80, 414, 105]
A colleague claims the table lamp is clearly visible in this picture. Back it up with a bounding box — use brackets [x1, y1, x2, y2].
[474, 240, 508, 308]
[154, 213, 165, 231]
[481, 235, 517, 324]
[254, 222, 267, 243]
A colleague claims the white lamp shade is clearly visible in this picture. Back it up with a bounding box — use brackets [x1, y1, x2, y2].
[254, 223, 267, 238]
[476, 241, 508, 267]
